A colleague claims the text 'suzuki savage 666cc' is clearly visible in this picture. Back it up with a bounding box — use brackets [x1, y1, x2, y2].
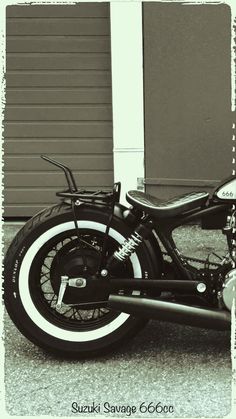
[4, 155, 236, 357]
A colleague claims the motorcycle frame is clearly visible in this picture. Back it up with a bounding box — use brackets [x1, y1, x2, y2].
[151, 202, 229, 281]
[101, 202, 230, 296]
[41, 155, 233, 293]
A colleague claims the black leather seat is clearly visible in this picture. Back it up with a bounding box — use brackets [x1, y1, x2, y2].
[126, 190, 209, 218]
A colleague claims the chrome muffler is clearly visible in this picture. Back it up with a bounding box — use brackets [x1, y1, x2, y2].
[108, 295, 231, 330]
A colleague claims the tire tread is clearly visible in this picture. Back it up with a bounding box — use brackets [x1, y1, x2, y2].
[5, 203, 69, 264]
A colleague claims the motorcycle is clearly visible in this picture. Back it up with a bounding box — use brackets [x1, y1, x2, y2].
[4, 155, 236, 357]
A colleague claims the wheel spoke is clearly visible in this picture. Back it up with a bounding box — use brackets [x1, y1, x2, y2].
[99, 308, 109, 316]
[62, 307, 74, 316]
[40, 271, 48, 278]
[41, 277, 50, 286]
[75, 310, 83, 321]
[33, 231, 122, 329]
[49, 294, 57, 307]
[68, 308, 77, 319]
[42, 262, 50, 271]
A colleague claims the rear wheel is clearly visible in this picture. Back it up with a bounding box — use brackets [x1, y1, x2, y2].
[4, 204, 158, 357]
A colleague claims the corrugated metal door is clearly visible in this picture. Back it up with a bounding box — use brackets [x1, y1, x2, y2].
[4, 3, 113, 217]
[143, 3, 232, 199]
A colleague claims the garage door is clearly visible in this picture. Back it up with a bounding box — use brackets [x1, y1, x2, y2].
[4, 3, 113, 217]
[143, 3, 232, 199]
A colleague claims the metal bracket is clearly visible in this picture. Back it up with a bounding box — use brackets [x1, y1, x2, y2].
[56, 276, 87, 309]
[56, 276, 69, 309]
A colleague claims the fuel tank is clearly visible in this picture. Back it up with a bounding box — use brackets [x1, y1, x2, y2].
[213, 175, 236, 202]
[201, 176, 235, 229]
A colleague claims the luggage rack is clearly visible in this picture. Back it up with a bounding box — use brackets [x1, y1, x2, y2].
[41, 154, 121, 205]
[56, 187, 121, 205]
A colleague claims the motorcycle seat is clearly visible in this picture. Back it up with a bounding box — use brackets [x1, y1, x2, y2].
[126, 190, 209, 218]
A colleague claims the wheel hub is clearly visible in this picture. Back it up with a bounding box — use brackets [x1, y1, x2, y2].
[50, 240, 108, 305]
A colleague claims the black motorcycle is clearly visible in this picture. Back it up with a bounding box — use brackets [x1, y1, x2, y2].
[4, 155, 236, 357]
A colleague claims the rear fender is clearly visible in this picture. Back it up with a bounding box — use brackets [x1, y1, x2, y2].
[66, 200, 163, 278]
[114, 203, 164, 277]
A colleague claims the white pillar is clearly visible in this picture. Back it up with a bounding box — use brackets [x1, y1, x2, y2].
[110, 1, 144, 205]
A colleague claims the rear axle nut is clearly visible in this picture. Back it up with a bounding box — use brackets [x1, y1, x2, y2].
[197, 283, 207, 293]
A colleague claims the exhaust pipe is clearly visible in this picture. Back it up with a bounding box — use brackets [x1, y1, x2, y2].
[108, 295, 231, 330]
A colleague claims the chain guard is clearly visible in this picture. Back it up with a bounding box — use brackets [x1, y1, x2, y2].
[162, 251, 221, 268]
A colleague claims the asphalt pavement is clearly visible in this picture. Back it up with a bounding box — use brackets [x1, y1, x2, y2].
[2, 223, 232, 417]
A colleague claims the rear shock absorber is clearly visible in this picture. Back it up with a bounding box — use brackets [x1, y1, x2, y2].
[114, 231, 143, 262]
[104, 222, 153, 273]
